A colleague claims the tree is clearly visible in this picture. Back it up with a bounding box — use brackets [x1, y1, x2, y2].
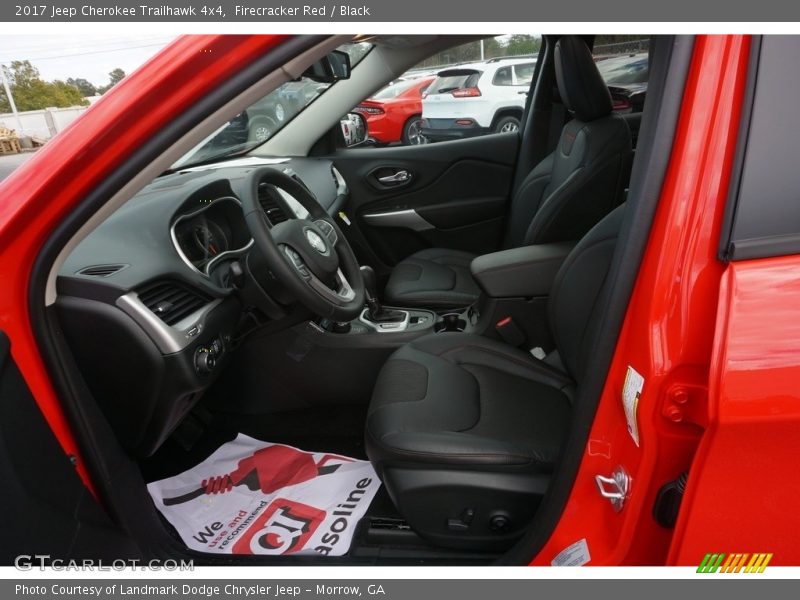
[481, 37, 503, 60]
[503, 35, 540, 57]
[593, 35, 649, 57]
[66, 77, 97, 97]
[413, 36, 542, 71]
[97, 68, 127, 94]
[0, 60, 87, 112]
[108, 68, 126, 86]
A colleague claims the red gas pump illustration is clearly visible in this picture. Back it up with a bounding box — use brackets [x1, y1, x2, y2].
[161, 445, 352, 506]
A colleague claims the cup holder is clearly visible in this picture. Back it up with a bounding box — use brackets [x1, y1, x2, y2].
[434, 313, 467, 333]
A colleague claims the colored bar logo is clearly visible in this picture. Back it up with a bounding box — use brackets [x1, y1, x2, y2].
[697, 553, 773, 573]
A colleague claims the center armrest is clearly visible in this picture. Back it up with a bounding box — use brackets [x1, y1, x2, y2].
[470, 242, 576, 298]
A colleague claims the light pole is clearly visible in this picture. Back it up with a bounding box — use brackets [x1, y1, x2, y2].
[0, 64, 25, 134]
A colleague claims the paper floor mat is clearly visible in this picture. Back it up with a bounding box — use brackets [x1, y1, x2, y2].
[147, 434, 381, 556]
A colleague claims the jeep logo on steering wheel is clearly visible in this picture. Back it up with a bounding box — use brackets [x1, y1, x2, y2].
[305, 229, 327, 254]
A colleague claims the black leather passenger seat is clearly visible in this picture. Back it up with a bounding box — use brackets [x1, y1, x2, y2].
[366, 204, 626, 550]
[384, 36, 632, 309]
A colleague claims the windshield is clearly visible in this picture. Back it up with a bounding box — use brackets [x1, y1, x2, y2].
[597, 54, 649, 85]
[172, 42, 372, 169]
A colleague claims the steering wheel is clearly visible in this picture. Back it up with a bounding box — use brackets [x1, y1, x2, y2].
[241, 167, 365, 322]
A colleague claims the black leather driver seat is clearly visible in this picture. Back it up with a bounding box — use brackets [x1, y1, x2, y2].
[383, 36, 631, 309]
[366, 205, 625, 550]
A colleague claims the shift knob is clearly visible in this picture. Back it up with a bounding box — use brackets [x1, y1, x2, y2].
[358, 265, 406, 324]
[360, 265, 379, 302]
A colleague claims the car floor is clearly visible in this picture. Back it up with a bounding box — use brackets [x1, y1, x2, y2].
[138, 403, 497, 564]
[139, 402, 406, 528]
[140, 403, 370, 483]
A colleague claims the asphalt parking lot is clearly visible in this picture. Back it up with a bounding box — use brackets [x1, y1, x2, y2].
[0, 152, 35, 181]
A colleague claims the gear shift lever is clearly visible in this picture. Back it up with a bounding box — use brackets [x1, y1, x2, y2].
[360, 265, 405, 323]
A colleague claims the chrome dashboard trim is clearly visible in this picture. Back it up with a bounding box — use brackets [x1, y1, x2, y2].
[358, 308, 411, 333]
[116, 292, 223, 355]
[362, 208, 434, 232]
[331, 165, 349, 196]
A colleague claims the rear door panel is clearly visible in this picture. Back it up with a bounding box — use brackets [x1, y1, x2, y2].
[332, 133, 519, 269]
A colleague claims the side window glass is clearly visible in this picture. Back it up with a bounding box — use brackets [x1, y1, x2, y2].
[492, 67, 513, 86]
[593, 37, 650, 114]
[351, 35, 540, 146]
[513, 63, 536, 86]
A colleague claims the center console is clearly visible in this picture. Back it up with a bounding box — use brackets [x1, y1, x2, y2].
[314, 265, 480, 341]
[311, 238, 575, 349]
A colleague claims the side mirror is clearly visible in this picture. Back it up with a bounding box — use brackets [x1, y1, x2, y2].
[340, 112, 369, 147]
[302, 50, 351, 83]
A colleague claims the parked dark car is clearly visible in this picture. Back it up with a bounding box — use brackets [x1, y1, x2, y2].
[277, 79, 329, 118]
[209, 79, 330, 147]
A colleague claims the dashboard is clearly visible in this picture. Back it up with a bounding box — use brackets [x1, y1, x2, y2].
[60, 157, 346, 296]
[55, 156, 349, 457]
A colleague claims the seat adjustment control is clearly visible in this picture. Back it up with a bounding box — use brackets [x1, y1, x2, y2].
[489, 513, 511, 532]
[447, 507, 475, 531]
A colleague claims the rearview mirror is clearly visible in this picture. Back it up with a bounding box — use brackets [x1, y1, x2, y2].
[302, 50, 351, 83]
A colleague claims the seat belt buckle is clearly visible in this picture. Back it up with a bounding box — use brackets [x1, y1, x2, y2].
[495, 316, 526, 347]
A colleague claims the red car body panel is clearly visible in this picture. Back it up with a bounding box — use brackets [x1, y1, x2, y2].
[355, 78, 433, 144]
[0, 34, 795, 563]
[669, 255, 800, 564]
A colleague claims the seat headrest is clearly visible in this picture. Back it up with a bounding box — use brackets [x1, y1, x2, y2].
[555, 36, 613, 122]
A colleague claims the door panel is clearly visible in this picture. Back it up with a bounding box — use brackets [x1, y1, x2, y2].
[0, 331, 137, 562]
[332, 133, 519, 270]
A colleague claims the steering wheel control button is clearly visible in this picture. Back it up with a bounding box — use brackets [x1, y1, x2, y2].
[283, 246, 312, 278]
[315, 219, 338, 245]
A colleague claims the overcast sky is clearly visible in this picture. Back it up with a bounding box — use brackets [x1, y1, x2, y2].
[0, 34, 175, 87]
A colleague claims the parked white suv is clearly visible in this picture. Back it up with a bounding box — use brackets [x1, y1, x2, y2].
[419, 57, 536, 142]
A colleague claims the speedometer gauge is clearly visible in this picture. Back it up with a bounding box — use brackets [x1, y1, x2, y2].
[171, 196, 251, 277]
[191, 221, 228, 261]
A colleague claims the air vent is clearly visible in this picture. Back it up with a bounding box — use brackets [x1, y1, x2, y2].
[331, 166, 347, 195]
[137, 280, 212, 326]
[258, 183, 289, 225]
[77, 264, 127, 277]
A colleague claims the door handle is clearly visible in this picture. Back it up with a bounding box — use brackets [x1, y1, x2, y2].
[377, 170, 411, 184]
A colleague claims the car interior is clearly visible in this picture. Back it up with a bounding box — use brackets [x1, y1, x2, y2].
[40, 33, 689, 563]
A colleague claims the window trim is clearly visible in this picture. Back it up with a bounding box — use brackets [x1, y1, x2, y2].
[719, 36, 800, 262]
